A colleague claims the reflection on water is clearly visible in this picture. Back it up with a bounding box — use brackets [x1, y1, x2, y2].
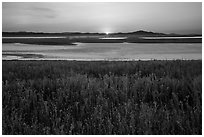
[99, 37, 127, 40]
[2, 43, 202, 60]
[2, 36, 67, 39]
[141, 36, 202, 39]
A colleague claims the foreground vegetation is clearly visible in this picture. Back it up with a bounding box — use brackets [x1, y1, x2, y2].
[2, 60, 202, 135]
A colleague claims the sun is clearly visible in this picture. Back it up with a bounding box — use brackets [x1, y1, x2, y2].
[105, 32, 110, 35]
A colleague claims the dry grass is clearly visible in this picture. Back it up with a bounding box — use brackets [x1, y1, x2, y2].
[2, 60, 202, 135]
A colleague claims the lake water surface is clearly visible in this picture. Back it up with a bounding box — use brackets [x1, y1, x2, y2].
[2, 43, 202, 60]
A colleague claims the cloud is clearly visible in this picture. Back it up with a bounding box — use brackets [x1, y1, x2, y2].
[30, 6, 57, 18]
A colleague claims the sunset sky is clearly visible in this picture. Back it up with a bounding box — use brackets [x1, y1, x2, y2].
[2, 2, 202, 34]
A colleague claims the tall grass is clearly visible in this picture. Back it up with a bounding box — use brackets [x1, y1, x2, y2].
[2, 60, 202, 135]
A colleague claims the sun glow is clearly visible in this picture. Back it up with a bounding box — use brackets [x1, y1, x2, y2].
[105, 32, 110, 35]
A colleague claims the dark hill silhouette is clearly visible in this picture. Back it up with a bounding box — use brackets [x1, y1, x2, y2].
[2, 30, 202, 37]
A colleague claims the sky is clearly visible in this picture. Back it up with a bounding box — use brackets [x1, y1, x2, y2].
[2, 2, 202, 34]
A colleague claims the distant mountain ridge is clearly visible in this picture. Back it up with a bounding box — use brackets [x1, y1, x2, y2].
[124, 30, 165, 35]
[2, 30, 202, 44]
[2, 30, 201, 37]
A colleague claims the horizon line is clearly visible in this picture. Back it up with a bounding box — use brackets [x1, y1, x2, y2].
[2, 30, 202, 35]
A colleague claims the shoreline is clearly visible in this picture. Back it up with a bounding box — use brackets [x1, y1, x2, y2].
[2, 58, 202, 61]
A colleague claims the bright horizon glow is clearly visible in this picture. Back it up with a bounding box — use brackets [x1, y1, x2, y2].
[105, 32, 110, 35]
[99, 37, 127, 40]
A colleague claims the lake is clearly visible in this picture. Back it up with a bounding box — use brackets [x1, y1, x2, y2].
[2, 43, 202, 60]
[141, 36, 202, 39]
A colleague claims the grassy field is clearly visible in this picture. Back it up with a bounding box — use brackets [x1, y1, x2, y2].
[2, 60, 202, 135]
